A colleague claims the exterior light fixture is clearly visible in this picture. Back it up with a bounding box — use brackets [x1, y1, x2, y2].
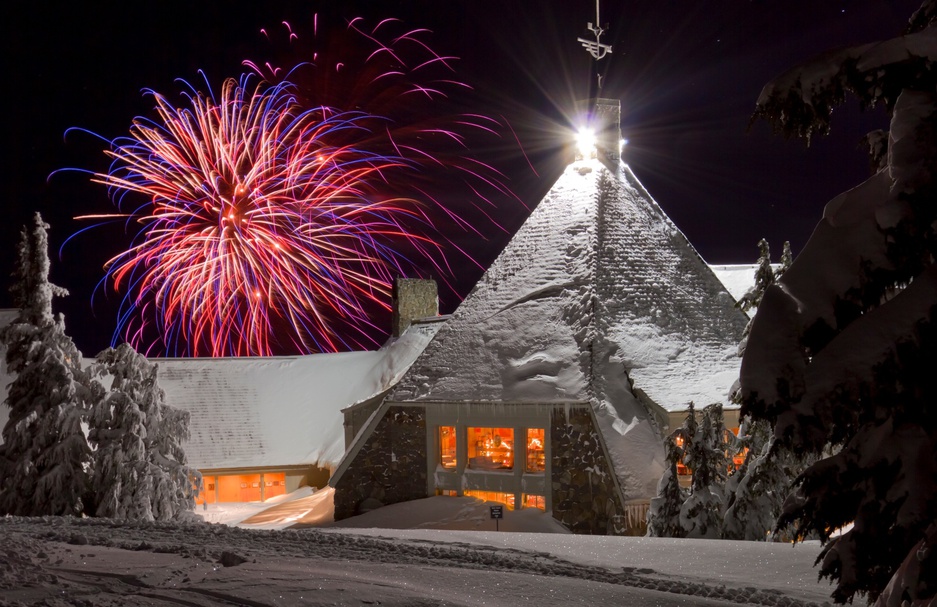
[576, 127, 597, 159]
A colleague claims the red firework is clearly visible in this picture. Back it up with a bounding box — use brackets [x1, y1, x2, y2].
[69, 15, 521, 357]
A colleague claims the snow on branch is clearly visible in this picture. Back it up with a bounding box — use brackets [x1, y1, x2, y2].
[752, 28, 937, 143]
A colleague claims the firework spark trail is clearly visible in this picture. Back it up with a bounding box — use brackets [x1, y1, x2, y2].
[67, 15, 525, 357]
[78, 75, 442, 356]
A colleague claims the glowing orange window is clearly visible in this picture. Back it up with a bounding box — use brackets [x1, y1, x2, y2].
[263, 472, 287, 501]
[467, 427, 514, 470]
[526, 428, 546, 473]
[439, 426, 457, 469]
[465, 490, 515, 510]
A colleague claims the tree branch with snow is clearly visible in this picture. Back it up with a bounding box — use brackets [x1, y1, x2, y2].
[741, 2, 937, 604]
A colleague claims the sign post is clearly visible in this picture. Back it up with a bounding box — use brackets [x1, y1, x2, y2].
[489, 505, 504, 531]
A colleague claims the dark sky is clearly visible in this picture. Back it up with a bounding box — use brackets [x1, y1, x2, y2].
[3, 0, 922, 355]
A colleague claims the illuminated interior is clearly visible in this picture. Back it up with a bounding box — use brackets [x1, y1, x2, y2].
[467, 427, 514, 470]
[465, 490, 515, 510]
[728, 427, 747, 470]
[439, 426, 456, 469]
[674, 434, 690, 477]
[523, 494, 546, 511]
[526, 428, 545, 473]
[195, 472, 287, 504]
[674, 426, 748, 481]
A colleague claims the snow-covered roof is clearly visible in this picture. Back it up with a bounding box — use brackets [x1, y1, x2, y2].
[0, 313, 441, 471]
[383, 157, 748, 499]
[709, 265, 756, 303]
[390, 159, 747, 411]
[156, 320, 441, 470]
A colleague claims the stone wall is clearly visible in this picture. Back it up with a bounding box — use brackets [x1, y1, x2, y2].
[392, 279, 438, 337]
[333, 406, 427, 520]
[593, 98, 621, 162]
[341, 391, 387, 449]
[550, 407, 628, 534]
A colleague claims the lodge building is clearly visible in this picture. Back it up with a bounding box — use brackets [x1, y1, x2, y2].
[328, 100, 749, 534]
[0, 100, 751, 534]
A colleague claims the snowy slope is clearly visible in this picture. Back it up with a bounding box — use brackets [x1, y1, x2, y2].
[0, 514, 837, 606]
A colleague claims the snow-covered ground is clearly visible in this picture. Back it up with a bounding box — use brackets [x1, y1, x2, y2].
[0, 492, 837, 607]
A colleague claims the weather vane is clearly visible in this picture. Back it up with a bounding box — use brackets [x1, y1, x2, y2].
[578, 0, 613, 90]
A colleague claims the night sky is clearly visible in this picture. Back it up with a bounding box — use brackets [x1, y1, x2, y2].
[3, 1, 923, 356]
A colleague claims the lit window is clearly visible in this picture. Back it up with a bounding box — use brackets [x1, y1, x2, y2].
[439, 426, 456, 469]
[465, 490, 515, 510]
[261, 472, 286, 500]
[523, 494, 545, 511]
[196, 476, 217, 505]
[526, 428, 545, 473]
[674, 434, 690, 477]
[467, 427, 514, 470]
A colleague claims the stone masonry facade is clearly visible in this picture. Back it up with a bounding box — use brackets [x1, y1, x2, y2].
[551, 407, 627, 534]
[333, 406, 428, 520]
[392, 278, 438, 337]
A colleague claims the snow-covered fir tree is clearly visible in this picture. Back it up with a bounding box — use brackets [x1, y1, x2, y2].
[722, 416, 798, 541]
[678, 403, 729, 539]
[736, 239, 775, 316]
[89, 344, 156, 520]
[90, 343, 200, 521]
[741, 1, 937, 603]
[647, 433, 688, 538]
[647, 402, 697, 537]
[777, 241, 792, 277]
[0, 213, 100, 516]
[723, 238, 803, 541]
[649, 402, 741, 539]
[735, 239, 793, 359]
[145, 388, 201, 521]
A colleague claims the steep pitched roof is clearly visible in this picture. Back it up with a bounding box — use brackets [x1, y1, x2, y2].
[386, 157, 748, 498]
[391, 158, 746, 409]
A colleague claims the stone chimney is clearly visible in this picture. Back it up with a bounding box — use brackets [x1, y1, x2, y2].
[392, 278, 438, 337]
[593, 98, 621, 163]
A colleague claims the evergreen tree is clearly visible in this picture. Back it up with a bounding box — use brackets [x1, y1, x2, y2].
[89, 344, 156, 520]
[90, 343, 200, 521]
[679, 403, 728, 539]
[736, 239, 775, 316]
[0, 213, 99, 516]
[741, 2, 937, 602]
[724, 238, 801, 540]
[735, 239, 789, 361]
[648, 402, 696, 537]
[647, 433, 688, 537]
[723, 417, 792, 541]
[777, 241, 793, 279]
[144, 375, 201, 521]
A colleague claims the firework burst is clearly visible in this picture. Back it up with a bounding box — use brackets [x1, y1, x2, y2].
[66, 15, 522, 357]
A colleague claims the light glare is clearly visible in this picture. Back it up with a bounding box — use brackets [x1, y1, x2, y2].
[576, 127, 596, 158]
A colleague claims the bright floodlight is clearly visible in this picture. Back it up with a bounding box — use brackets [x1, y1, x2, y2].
[576, 127, 596, 158]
